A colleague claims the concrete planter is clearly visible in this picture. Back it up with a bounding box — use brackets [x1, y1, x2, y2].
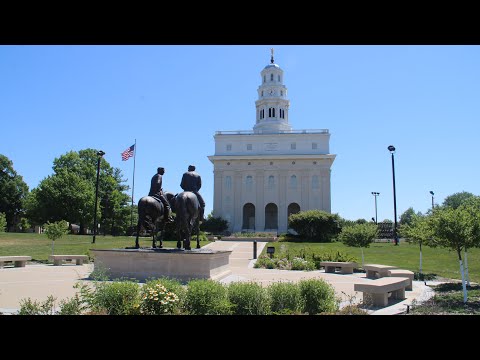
[90, 248, 232, 282]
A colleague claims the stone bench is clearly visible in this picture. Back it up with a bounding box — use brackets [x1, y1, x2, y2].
[388, 269, 414, 291]
[320, 261, 358, 274]
[363, 264, 398, 279]
[49, 255, 88, 266]
[354, 277, 410, 307]
[0, 256, 32, 268]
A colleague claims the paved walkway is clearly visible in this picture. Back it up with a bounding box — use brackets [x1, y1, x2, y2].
[0, 240, 436, 315]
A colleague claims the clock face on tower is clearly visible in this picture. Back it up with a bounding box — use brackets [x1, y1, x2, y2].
[269, 89, 275, 96]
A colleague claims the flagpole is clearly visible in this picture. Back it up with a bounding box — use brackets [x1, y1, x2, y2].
[130, 139, 136, 228]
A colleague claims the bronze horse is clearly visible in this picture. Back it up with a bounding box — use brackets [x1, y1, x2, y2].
[134, 192, 174, 249]
[170, 191, 201, 250]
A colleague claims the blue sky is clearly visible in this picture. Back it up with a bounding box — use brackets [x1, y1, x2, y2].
[1, 45, 479, 222]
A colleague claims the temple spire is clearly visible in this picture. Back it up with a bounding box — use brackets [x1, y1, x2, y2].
[270, 48, 274, 64]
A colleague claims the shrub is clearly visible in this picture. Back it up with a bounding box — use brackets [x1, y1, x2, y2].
[299, 278, 339, 314]
[18, 296, 57, 315]
[57, 294, 84, 315]
[184, 279, 232, 315]
[145, 277, 187, 312]
[140, 282, 180, 315]
[291, 257, 316, 271]
[254, 255, 277, 269]
[288, 210, 341, 242]
[227, 282, 271, 315]
[268, 282, 304, 314]
[90, 280, 141, 315]
[335, 305, 369, 315]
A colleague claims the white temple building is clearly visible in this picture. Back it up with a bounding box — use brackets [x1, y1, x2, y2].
[208, 50, 336, 234]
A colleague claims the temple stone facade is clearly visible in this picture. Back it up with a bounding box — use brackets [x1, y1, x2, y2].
[208, 50, 336, 234]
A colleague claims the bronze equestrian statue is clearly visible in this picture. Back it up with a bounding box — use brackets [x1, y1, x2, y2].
[170, 191, 201, 250]
[134, 192, 175, 249]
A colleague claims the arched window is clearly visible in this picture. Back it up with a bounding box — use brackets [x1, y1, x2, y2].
[263, 75, 266, 83]
[268, 175, 274, 189]
[246, 175, 253, 191]
[261, 90, 264, 97]
[289, 175, 297, 189]
[268, 108, 272, 117]
[270, 73, 274, 81]
[272, 108, 275, 117]
[225, 176, 232, 190]
[278, 75, 281, 82]
[280, 90, 283, 96]
[312, 175, 319, 189]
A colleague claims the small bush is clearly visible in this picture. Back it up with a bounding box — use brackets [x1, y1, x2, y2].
[228, 282, 271, 315]
[288, 210, 341, 242]
[18, 296, 57, 315]
[268, 282, 304, 314]
[291, 257, 316, 271]
[299, 278, 339, 314]
[57, 294, 84, 315]
[184, 279, 232, 315]
[145, 277, 187, 312]
[92, 280, 141, 315]
[254, 255, 277, 269]
[335, 305, 369, 315]
[140, 282, 180, 315]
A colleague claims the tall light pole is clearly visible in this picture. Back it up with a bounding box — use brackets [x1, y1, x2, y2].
[388, 145, 398, 245]
[92, 150, 105, 244]
[429, 191, 434, 211]
[371, 192, 380, 224]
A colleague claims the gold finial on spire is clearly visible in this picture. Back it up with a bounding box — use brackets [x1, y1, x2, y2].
[270, 48, 274, 64]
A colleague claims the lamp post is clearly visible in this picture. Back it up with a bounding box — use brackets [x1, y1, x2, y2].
[92, 150, 105, 244]
[371, 192, 380, 224]
[388, 145, 398, 245]
[429, 191, 434, 211]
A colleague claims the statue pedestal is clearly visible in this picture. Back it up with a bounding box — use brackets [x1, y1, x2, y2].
[90, 248, 232, 282]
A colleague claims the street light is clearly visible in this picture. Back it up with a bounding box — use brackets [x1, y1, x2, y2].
[92, 150, 105, 244]
[429, 191, 434, 211]
[388, 145, 398, 246]
[371, 192, 380, 224]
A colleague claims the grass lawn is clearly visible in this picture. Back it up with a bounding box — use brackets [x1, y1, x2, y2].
[261, 240, 480, 284]
[0, 232, 212, 263]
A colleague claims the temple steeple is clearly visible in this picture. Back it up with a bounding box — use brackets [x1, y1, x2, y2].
[253, 50, 292, 133]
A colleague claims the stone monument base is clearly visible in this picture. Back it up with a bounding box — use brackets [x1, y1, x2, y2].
[90, 248, 232, 282]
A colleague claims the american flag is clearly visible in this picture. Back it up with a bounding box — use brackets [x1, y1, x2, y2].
[121, 144, 135, 161]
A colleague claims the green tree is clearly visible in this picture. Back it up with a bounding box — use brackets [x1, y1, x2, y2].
[399, 207, 420, 226]
[442, 191, 475, 209]
[200, 213, 229, 234]
[0, 154, 29, 231]
[399, 213, 433, 277]
[427, 203, 480, 302]
[0, 212, 7, 232]
[288, 210, 341, 242]
[44, 220, 69, 255]
[338, 222, 378, 267]
[25, 149, 131, 235]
